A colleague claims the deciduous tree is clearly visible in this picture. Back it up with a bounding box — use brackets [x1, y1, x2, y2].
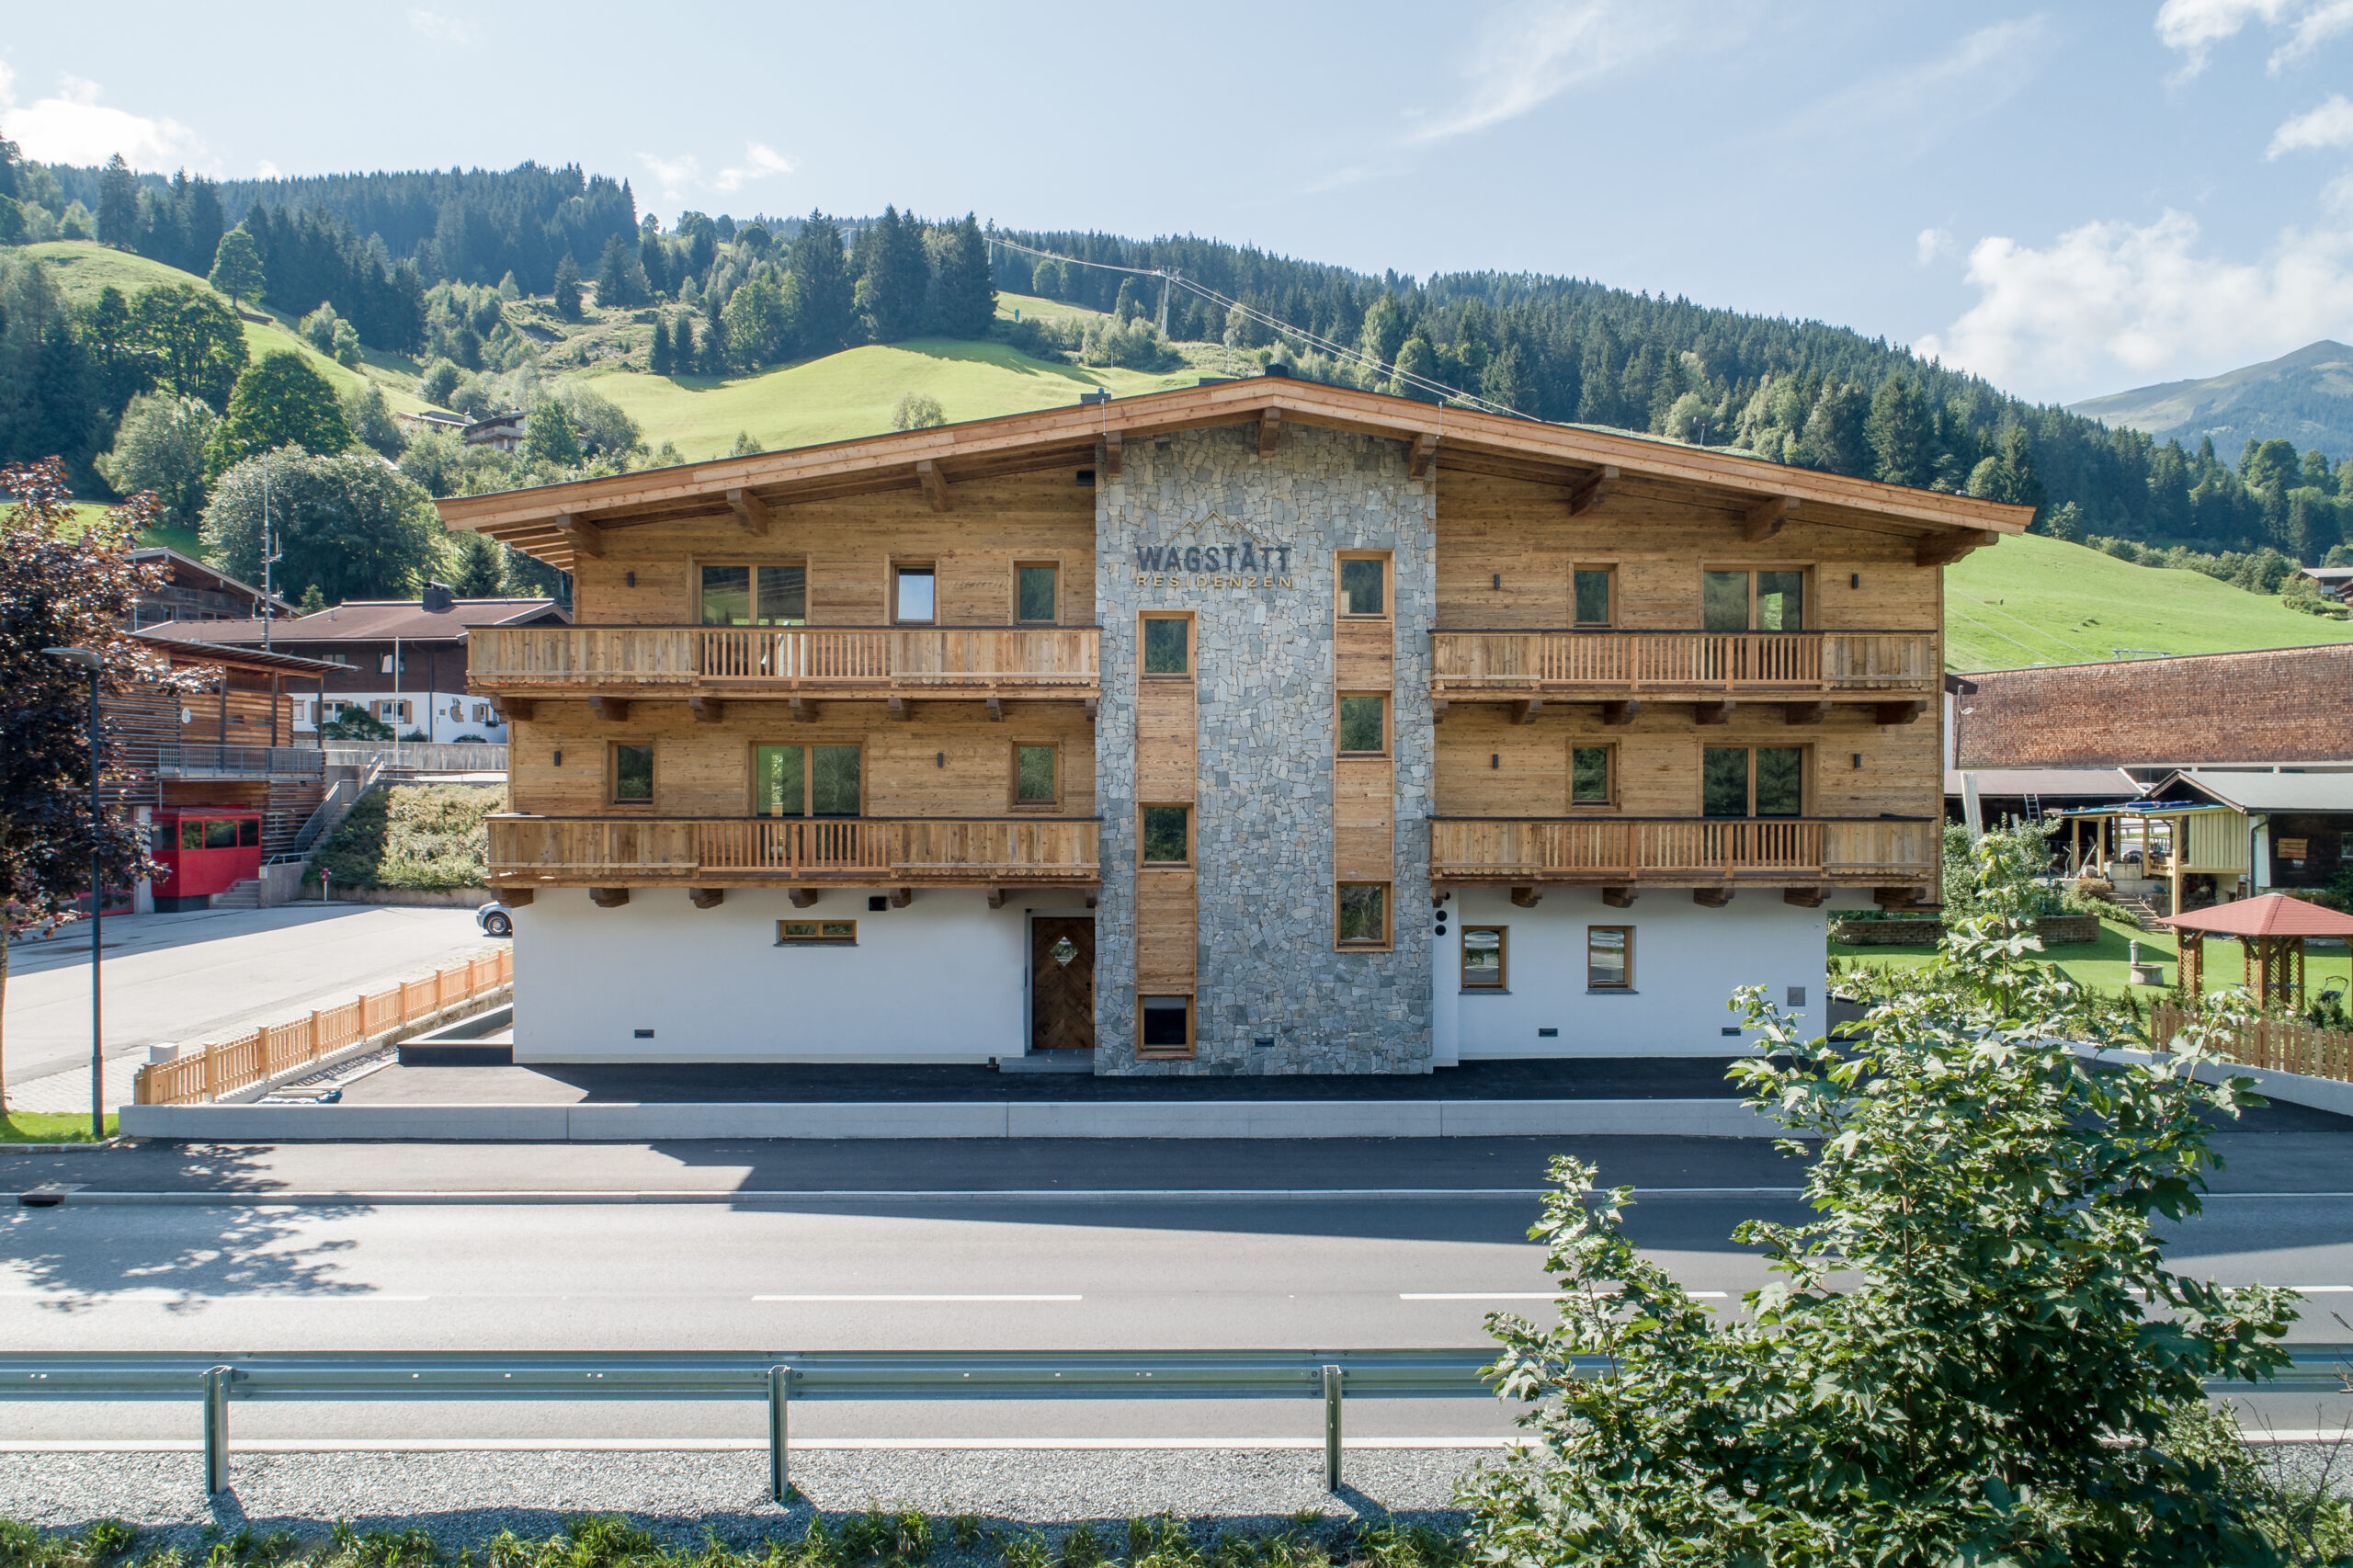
[129, 284, 248, 412]
[201, 448, 441, 604]
[205, 351, 352, 478]
[95, 392, 220, 528]
[206, 227, 266, 308]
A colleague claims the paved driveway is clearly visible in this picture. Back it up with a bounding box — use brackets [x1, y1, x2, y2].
[4, 903, 497, 1106]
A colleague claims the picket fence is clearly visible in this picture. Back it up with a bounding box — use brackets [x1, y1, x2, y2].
[131, 949, 513, 1107]
[2151, 1002, 2353, 1085]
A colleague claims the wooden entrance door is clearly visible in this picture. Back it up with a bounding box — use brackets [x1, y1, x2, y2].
[1030, 917, 1096, 1053]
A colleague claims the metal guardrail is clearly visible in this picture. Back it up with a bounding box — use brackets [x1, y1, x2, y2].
[157, 744, 324, 777]
[4, 1343, 2343, 1500]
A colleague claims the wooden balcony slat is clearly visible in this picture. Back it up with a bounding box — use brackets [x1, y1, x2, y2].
[487, 815, 1100, 884]
[1428, 816, 1937, 884]
[472, 627, 1100, 693]
[1430, 631, 1938, 695]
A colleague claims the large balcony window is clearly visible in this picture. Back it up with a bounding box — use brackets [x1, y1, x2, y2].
[756, 744, 862, 817]
[700, 564, 806, 626]
[1703, 745, 1805, 818]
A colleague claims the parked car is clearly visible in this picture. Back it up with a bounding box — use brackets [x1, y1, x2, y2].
[475, 900, 514, 938]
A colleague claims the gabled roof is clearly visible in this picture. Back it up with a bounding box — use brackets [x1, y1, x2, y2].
[131, 547, 295, 615]
[1942, 767, 2143, 798]
[435, 371, 2034, 573]
[156, 598, 566, 645]
[2160, 892, 2353, 938]
[2146, 770, 2353, 814]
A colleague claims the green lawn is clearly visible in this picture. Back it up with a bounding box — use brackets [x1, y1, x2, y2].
[582, 338, 1209, 461]
[18, 241, 428, 415]
[0, 1110, 115, 1143]
[1834, 916, 2353, 1000]
[1945, 531, 2351, 673]
[52, 499, 201, 557]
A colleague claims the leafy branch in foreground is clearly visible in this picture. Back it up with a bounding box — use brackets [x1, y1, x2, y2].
[1462, 846, 2314, 1564]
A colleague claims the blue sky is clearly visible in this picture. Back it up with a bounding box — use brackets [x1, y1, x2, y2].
[5, 1, 2348, 406]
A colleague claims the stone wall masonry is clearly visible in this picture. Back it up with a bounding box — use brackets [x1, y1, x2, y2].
[1095, 422, 1437, 1074]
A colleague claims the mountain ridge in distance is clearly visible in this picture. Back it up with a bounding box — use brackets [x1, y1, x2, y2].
[2067, 339, 2353, 459]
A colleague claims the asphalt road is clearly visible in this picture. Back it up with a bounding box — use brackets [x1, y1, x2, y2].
[2, 903, 493, 1087]
[6, 1179, 2352, 1444]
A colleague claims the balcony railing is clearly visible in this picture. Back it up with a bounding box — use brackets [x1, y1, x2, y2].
[1427, 816, 1938, 885]
[470, 626, 1100, 694]
[156, 743, 325, 778]
[487, 814, 1101, 886]
[1429, 630, 1938, 696]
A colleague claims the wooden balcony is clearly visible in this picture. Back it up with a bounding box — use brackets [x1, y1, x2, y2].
[487, 814, 1101, 891]
[1428, 816, 1938, 890]
[1429, 630, 1939, 702]
[470, 625, 1099, 704]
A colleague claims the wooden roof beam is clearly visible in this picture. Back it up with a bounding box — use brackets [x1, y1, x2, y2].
[725, 487, 771, 537]
[553, 513, 604, 558]
[1567, 464, 1619, 517]
[1102, 430, 1122, 480]
[1407, 432, 1438, 479]
[1915, 528, 1998, 567]
[1259, 406, 1283, 458]
[916, 459, 949, 514]
[1742, 494, 1798, 542]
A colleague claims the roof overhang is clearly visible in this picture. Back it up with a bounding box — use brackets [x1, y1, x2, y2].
[132, 631, 343, 676]
[435, 377, 2034, 573]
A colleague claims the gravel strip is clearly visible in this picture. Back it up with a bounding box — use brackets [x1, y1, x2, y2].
[0, 1449, 1483, 1552]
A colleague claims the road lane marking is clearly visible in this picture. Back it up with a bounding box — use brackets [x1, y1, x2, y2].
[751, 1293, 1083, 1302]
[1401, 1290, 1731, 1301]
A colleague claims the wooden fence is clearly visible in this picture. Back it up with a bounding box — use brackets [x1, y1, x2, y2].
[2151, 1002, 2353, 1085]
[1427, 816, 1938, 883]
[488, 815, 1101, 883]
[1428, 630, 1939, 693]
[470, 626, 1100, 691]
[131, 949, 513, 1108]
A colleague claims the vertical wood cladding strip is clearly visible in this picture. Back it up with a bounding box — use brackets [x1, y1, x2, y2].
[1095, 424, 1434, 1075]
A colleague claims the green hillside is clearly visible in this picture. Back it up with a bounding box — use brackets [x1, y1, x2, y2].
[2066, 339, 2353, 459]
[18, 241, 427, 415]
[1944, 531, 2350, 672]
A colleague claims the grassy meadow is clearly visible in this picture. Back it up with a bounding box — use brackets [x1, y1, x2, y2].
[1833, 915, 2353, 1001]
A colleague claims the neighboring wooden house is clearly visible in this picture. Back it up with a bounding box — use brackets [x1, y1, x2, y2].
[463, 412, 527, 452]
[125, 548, 294, 629]
[436, 369, 2027, 1070]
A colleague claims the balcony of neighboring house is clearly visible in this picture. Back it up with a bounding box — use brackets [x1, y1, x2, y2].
[154, 742, 326, 780]
[469, 624, 1103, 718]
[1430, 629, 1941, 718]
[485, 814, 1103, 900]
[1427, 815, 1941, 901]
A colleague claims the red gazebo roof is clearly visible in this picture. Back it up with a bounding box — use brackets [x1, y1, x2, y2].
[2157, 892, 2353, 937]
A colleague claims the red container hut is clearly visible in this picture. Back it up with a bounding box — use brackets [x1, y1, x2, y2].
[151, 806, 263, 912]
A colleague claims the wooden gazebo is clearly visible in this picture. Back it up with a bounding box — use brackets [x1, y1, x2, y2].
[2158, 892, 2353, 1008]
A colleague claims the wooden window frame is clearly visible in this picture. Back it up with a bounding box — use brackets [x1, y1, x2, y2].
[1012, 558, 1063, 626]
[1701, 565, 1813, 631]
[1009, 740, 1061, 812]
[1336, 692, 1390, 758]
[748, 740, 868, 818]
[776, 919, 858, 946]
[694, 558, 811, 627]
[1569, 741, 1618, 811]
[1461, 925, 1507, 991]
[1699, 742, 1811, 819]
[1571, 563, 1618, 627]
[891, 559, 938, 626]
[1587, 925, 1634, 991]
[1335, 881, 1393, 951]
[608, 741, 656, 808]
[1336, 550, 1394, 621]
[1136, 993, 1196, 1059]
[1138, 610, 1194, 681]
[1138, 802, 1192, 868]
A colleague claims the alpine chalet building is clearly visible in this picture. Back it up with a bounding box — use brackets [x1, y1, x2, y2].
[439, 373, 2025, 1073]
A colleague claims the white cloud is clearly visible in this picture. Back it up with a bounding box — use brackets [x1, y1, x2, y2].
[712, 142, 792, 192]
[1775, 18, 2050, 153]
[0, 70, 198, 166]
[1917, 203, 2353, 402]
[256, 159, 282, 180]
[2271, 93, 2353, 154]
[2153, 0, 2351, 74]
[1917, 227, 1955, 266]
[1402, 0, 1692, 145]
[634, 152, 699, 203]
[407, 7, 480, 44]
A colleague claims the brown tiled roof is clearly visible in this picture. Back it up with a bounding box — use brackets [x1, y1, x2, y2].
[159, 598, 565, 645]
[130, 630, 343, 676]
[1950, 645, 2353, 769]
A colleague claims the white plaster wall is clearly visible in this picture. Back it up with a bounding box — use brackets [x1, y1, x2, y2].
[1432, 887, 1868, 1058]
[511, 888, 1029, 1062]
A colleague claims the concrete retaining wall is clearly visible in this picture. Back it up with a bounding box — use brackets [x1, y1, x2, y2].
[1831, 915, 2100, 946]
[119, 1095, 1791, 1142]
[313, 886, 494, 909]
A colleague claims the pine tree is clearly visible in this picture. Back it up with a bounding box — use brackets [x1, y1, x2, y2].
[594, 234, 646, 310]
[699, 307, 729, 377]
[1864, 377, 1935, 489]
[674, 313, 697, 369]
[927, 215, 995, 339]
[860, 206, 929, 343]
[640, 230, 672, 299]
[97, 153, 139, 250]
[551, 252, 583, 320]
[650, 313, 674, 375]
[790, 212, 855, 352]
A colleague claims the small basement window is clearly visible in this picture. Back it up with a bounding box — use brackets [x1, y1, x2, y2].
[777, 920, 858, 945]
[1138, 994, 1193, 1057]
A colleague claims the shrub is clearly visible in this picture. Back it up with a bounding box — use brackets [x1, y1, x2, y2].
[307, 782, 504, 892]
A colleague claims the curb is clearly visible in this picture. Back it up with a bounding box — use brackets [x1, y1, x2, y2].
[25, 1185, 1808, 1207]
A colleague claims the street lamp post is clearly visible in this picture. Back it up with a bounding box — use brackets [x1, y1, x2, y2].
[41, 646, 106, 1139]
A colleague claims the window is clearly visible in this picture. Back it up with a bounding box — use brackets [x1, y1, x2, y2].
[1573, 567, 1614, 626]
[1141, 615, 1190, 676]
[1016, 562, 1058, 623]
[1703, 569, 1805, 631]
[1337, 694, 1387, 756]
[1338, 553, 1388, 618]
[893, 564, 937, 624]
[776, 920, 858, 945]
[1141, 804, 1190, 865]
[700, 563, 806, 626]
[1336, 882, 1390, 948]
[1702, 746, 1805, 818]
[1013, 743, 1058, 809]
[238, 819, 259, 848]
[1462, 926, 1506, 990]
[205, 819, 239, 849]
[472, 703, 494, 723]
[612, 744, 655, 804]
[1572, 745, 1613, 805]
[1139, 995, 1193, 1056]
[755, 744, 862, 816]
[1587, 926, 1632, 990]
[177, 820, 202, 850]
